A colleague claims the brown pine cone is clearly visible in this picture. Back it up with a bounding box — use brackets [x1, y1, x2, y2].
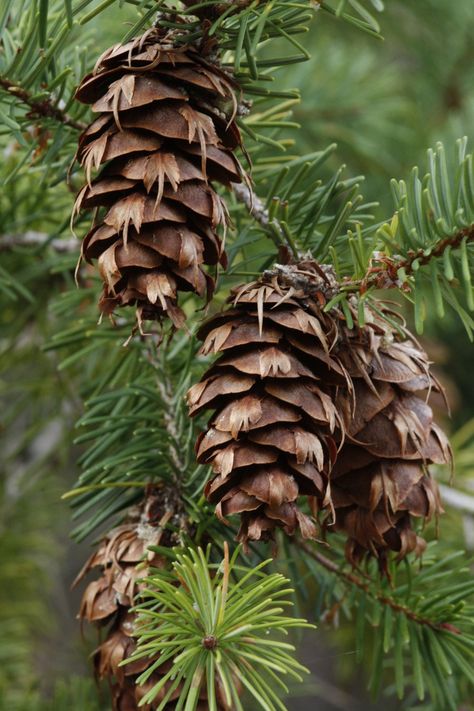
[75, 489, 217, 710]
[73, 29, 245, 330]
[187, 262, 344, 545]
[188, 263, 451, 566]
[328, 306, 451, 565]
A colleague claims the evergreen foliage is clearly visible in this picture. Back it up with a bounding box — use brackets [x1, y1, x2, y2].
[128, 544, 313, 710]
[1, 1, 474, 709]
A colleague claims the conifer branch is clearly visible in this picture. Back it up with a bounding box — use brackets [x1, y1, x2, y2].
[299, 541, 461, 634]
[2, 0, 472, 706]
[155, 369, 187, 477]
[127, 545, 313, 711]
[232, 182, 300, 256]
[345, 223, 474, 293]
[232, 182, 283, 242]
[0, 76, 85, 131]
[395, 223, 474, 276]
[180, 0, 254, 20]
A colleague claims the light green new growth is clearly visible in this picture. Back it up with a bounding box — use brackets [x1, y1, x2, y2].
[125, 544, 313, 711]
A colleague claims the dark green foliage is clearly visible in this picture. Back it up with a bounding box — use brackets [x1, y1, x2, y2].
[289, 538, 474, 710]
[1, 1, 474, 709]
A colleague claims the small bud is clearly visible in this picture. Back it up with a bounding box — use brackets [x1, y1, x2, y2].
[202, 635, 218, 650]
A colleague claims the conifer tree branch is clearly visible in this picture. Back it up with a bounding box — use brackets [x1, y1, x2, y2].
[232, 182, 300, 256]
[389, 223, 474, 277]
[180, 0, 254, 20]
[148, 348, 190, 486]
[232, 183, 283, 241]
[344, 223, 474, 293]
[156, 374, 187, 477]
[0, 76, 85, 131]
[299, 541, 462, 634]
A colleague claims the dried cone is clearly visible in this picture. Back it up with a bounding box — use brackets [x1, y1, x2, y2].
[75, 488, 227, 710]
[188, 262, 451, 565]
[187, 262, 344, 544]
[73, 28, 245, 329]
[328, 304, 451, 565]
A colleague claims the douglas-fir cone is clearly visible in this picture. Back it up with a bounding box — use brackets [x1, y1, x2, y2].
[330, 306, 451, 565]
[188, 262, 451, 565]
[75, 491, 171, 710]
[75, 489, 228, 710]
[73, 29, 244, 330]
[188, 262, 343, 545]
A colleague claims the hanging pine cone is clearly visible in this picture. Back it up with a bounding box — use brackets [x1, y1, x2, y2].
[188, 262, 451, 564]
[73, 28, 245, 330]
[327, 304, 451, 566]
[75, 488, 222, 710]
[187, 262, 344, 545]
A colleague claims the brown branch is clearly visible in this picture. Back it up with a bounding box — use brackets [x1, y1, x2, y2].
[345, 223, 474, 294]
[400, 223, 474, 274]
[0, 231, 77, 253]
[0, 76, 85, 131]
[299, 540, 461, 634]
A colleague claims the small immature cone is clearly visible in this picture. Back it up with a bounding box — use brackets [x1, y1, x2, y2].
[328, 305, 451, 565]
[73, 28, 245, 330]
[187, 262, 344, 544]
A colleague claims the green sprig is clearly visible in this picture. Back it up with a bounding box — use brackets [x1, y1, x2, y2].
[125, 544, 314, 710]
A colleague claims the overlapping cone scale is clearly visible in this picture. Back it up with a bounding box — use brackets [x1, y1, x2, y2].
[74, 28, 245, 329]
[187, 263, 343, 545]
[329, 310, 450, 565]
[188, 262, 451, 564]
[75, 488, 224, 710]
[75, 490, 168, 710]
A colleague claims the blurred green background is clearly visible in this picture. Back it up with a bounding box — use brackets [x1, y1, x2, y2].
[1, 1, 474, 709]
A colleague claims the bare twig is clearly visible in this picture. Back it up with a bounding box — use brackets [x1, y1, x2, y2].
[232, 181, 303, 257]
[155, 372, 186, 476]
[0, 231, 78, 253]
[0, 76, 85, 131]
[232, 183, 275, 231]
[299, 540, 461, 634]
